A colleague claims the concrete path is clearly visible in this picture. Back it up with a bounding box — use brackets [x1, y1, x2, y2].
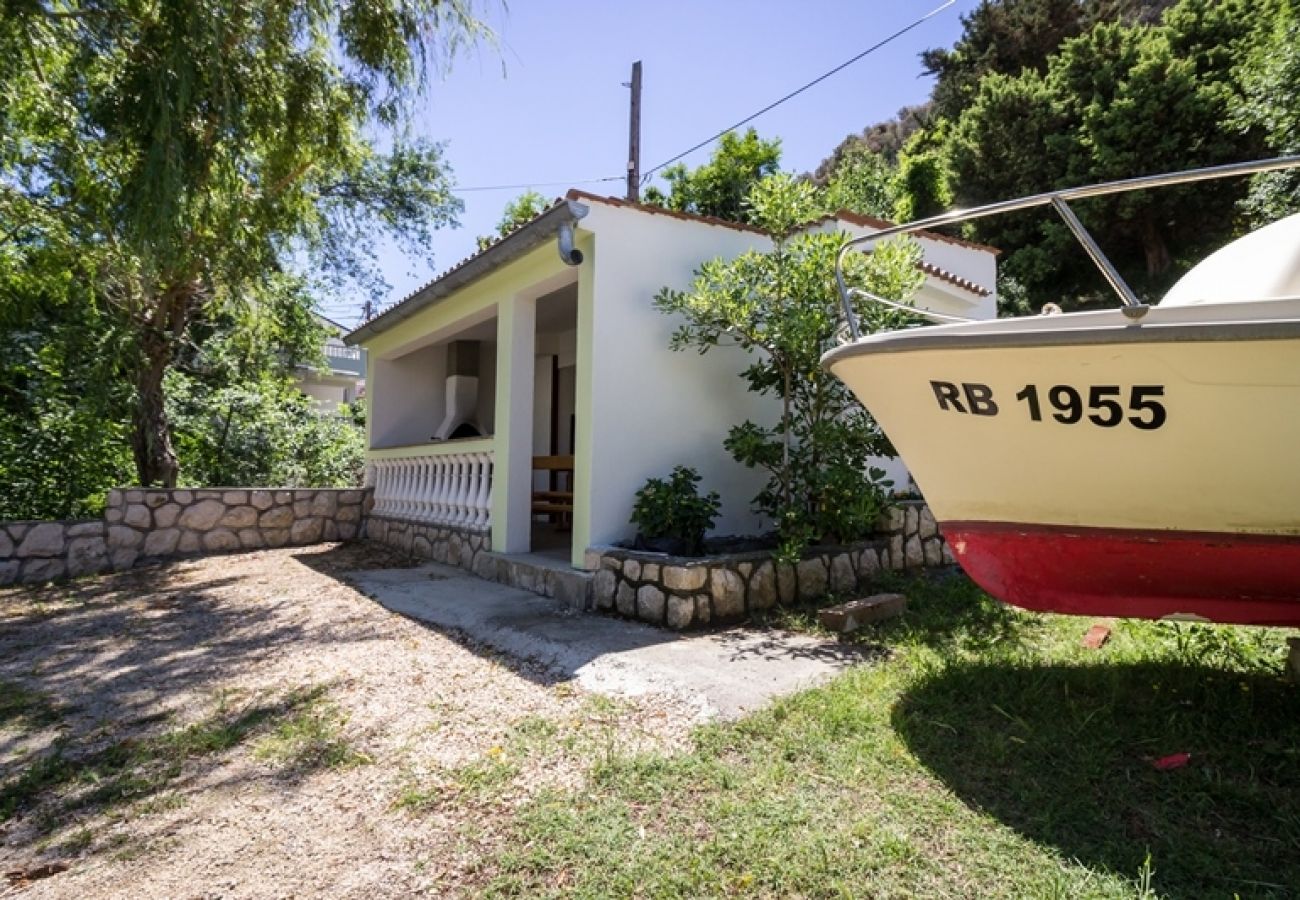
[347, 562, 881, 721]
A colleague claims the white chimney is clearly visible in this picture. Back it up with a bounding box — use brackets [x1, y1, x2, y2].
[433, 341, 484, 440]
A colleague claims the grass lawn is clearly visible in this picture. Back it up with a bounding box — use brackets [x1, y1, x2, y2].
[472, 574, 1300, 898]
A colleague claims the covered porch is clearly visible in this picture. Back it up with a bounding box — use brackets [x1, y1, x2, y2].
[354, 209, 593, 570]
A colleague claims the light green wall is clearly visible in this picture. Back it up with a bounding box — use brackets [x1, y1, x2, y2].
[362, 243, 572, 361]
[571, 231, 597, 568]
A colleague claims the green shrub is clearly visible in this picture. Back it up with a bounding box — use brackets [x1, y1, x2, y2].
[630, 466, 721, 556]
[167, 373, 365, 489]
[655, 174, 918, 562]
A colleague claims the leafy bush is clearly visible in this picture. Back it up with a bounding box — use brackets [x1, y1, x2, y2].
[168, 373, 364, 489]
[0, 275, 135, 520]
[655, 174, 918, 562]
[630, 466, 721, 556]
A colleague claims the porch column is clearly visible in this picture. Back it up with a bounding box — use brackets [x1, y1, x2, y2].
[491, 293, 536, 553]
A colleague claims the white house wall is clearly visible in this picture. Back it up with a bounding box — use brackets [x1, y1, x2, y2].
[584, 204, 778, 545]
[299, 379, 352, 412]
[581, 204, 999, 548]
[813, 218, 999, 321]
[370, 343, 446, 448]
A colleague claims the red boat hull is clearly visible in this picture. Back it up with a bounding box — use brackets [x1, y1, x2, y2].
[944, 522, 1300, 626]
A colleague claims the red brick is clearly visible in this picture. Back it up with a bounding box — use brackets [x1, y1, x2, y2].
[1081, 621, 1113, 650]
[818, 593, 907, 633]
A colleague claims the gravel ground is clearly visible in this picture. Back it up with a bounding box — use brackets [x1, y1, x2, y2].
[0, 544, 696, 898]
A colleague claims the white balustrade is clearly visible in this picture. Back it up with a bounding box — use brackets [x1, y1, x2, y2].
[368, 443, 494, 533]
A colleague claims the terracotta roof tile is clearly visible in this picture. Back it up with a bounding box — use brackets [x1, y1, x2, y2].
[355, 192, 1000, 338]
[827, 209, 1002, 256]
[916, 260, 991, 297]
[564, 189, 769, 235]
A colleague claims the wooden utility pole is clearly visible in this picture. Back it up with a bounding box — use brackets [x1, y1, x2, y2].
[625, 60, 642, 202]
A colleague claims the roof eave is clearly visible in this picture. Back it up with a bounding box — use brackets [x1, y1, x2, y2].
[344, 199, 589, 346]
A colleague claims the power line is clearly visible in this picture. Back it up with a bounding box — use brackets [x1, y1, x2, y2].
[641, 0, 957, 179]
[444, 2, 955, 196]
[450, 175, 622, 194]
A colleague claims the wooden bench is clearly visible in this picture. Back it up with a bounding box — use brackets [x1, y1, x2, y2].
[532, 455, 574, 529]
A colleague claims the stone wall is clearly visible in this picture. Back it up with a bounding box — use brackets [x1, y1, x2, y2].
[363, 514, 489, 573]
[586, 500, 951, 630]
[0, 488, 369, 587]
[0, 520, 108, 586]
[364, 514, 593, 612]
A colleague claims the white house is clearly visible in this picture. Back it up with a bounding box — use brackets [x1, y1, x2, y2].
[344, 192, 997, 571]
[296, 315, 367, 413]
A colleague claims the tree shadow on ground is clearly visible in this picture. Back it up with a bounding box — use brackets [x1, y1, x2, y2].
[0, 565, 300, 732]
[893, 657, 1300, 899]
[0, 547, 412, 856]
[710, 627, 890, 666]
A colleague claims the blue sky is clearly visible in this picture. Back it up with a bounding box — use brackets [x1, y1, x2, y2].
[319, 0, 978, 324]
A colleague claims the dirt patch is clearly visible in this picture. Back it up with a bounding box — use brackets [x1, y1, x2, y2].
[0, 543, 693, 898]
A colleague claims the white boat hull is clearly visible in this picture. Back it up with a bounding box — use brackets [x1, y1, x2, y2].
[823, 299, 1300, 624]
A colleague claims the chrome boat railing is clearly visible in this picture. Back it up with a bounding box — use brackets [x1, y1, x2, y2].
[834, 155, 1300, 337]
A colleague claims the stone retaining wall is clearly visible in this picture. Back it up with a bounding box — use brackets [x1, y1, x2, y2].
[586, 500, 951, 630]
[363, 514, 490, 573]
[0, 520, 108, 586]
[0, 488, 369, 587]
[363, 515, 593, 611]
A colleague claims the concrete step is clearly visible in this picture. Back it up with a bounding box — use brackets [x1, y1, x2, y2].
[471, 550, 592, 611]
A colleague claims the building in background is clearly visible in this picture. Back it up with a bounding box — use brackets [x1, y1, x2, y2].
[296, 315, 367, 414]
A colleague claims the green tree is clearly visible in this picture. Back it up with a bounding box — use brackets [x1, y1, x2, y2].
[168, 375, 365, 490]
[816, 141, 899, 220]
[946, 0, 1267, 305]
[1235, 1, 1300, 223]
[654, 175, 924, 560]
[814, 104, 933, 172]
[0, 1, 489, 486]
[161, 281, 364, 489]
[922, 0, 1175, 120]
[922, 0, 1087, 119]
[643, 129, 782, 224]
[0, 251, 135, 519]
[476, 190, 550, 250]
[892, 126, 955, 223]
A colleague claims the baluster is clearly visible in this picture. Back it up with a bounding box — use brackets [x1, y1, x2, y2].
[398, 459, 414, 519]
[375, 461, 390, 516]
[467, 452, 483, 530]
[472, 453, 491, 530]
[406, 459, 421, 519]
[385, 460, 398, 517]
[431, 457, 447, 520]
[435, 457, 447, 522]
[463, 454, 480, 530]
[370, 461, 382, 515]
[407, 459, 421, 519]
[448, 454, 467, 526]
[441, 456, 456, 524]
[413, 457, 430, 521]
[483, 456, 495, 536]
[427, 456, 444, 523]
[447, 452, 462, 522]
